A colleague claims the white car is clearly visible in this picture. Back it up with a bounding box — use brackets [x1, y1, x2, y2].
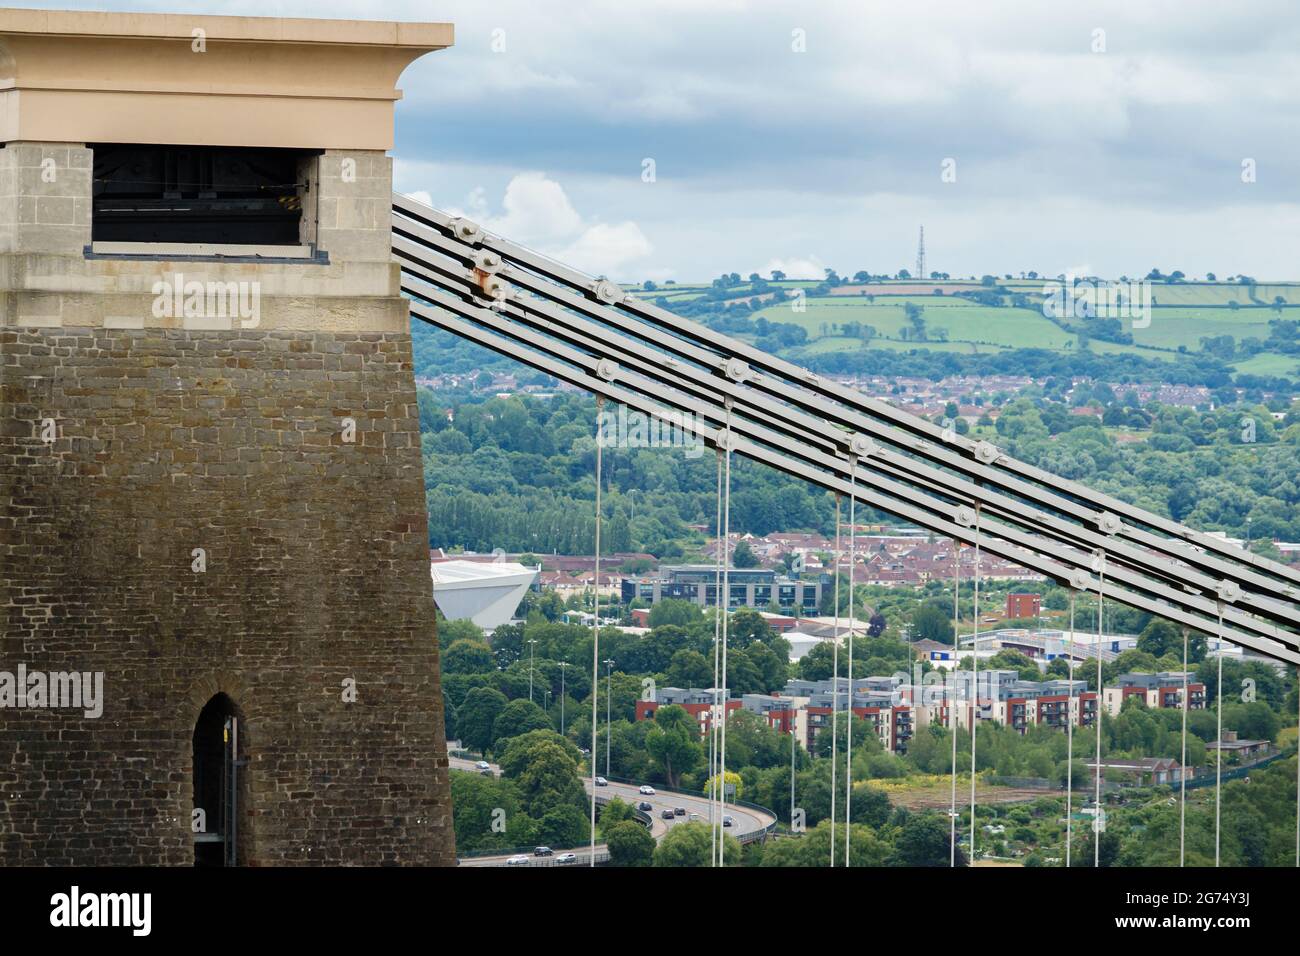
[506, 854, 530, 866]
[555, 852, 577, 864]
[638, 785, 656, 795]
[474, 760, 491, 771]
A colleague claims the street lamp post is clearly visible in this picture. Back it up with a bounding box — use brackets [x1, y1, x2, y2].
[604, 658, 615, 776]
[527, 639, 538, 703]
[789, 707, 796, 830]
[558, 662, 569, 735]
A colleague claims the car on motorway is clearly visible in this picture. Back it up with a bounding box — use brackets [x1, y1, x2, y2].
[673, 807, 687, 816]
[688, 813, 702, 822]
[534, 846, 553, 857]
[474, 760, 491, 771]
[594, 776, 608, 787]
[556, 852, 576, 864]
[723, 815, 735, 828]
[637, 801, 653, 812]
[506, 855, 530, 866]
[638, 785, 656, 795]
[660, 809, 675, 820]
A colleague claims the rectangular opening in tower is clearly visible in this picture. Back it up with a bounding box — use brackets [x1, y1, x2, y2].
[90, 144, 317, 245]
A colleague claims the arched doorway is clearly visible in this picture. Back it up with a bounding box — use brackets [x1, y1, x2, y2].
[192, 693, 247, 866]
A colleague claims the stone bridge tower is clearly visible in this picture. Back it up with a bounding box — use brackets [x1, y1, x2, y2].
[0, 9, 456, 865]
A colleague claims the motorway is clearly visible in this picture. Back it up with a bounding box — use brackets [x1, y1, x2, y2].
[450, 755, 775, 866]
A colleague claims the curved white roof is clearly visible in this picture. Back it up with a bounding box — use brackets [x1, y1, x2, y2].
[430, 560, 538, 630]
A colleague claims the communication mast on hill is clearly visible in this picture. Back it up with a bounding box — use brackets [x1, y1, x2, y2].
[915, 225, 926, 281]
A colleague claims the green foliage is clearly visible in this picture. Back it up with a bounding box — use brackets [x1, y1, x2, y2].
[732, 539, 760, 568]
[598, 796, 637, 834]
[448, 770, 532, 853]
[911, 602, 953, 644]
[645, 705, 704, 788]
[442, 639, 495, 675]
[437, 616, 486, 650]
[497, 729, 589, 819]
[894, 814, 965, 866]
[653, 821, 742, 866]
[606, 819, 656, 866]
[665, 648, 714, 687]
[648, 598, 701, 629]
[760, 820, 892, 866]
[458, 686, 507, 754]
[492, 699, 554, 751]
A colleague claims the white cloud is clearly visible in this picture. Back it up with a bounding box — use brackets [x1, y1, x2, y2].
[436, 171, 653, 279]
[759, 257, 828, 281]
[556, 222, 654, 277]
[483, 172, 585, 243]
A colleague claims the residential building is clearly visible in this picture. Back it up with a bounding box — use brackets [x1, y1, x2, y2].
[912, 670, 1097, 733]
[634, 687, 741, 738]
[1005, 592, 1042, 620]
[1102, 672, 1206, 716]
[782, 678, 912, 754]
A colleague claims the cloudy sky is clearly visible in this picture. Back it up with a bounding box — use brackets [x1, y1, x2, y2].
[19, 0, 1300, 281]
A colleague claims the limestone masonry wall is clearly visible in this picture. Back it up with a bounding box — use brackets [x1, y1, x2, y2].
[0, 325, 454, 865]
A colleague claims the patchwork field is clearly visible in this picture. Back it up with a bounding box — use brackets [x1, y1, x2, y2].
[623, 276, 1300, 381]
[754, 297, 1077, 350]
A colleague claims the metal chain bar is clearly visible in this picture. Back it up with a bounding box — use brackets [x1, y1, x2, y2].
[394, 237, 1300, 636]
[401, 291, 1300, 667]
[391, 194, 1300, 598]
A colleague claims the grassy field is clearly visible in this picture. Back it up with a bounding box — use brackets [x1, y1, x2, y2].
[1231, 352, 1300, 377]
[629, 277, 1300, 379]
[1127, 307, 1278, 351]
[801, 336, 1015, 356]
[754, 297, 1076, 350]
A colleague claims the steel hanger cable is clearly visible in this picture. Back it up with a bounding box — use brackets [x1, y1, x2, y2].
[1215, 600, 1225, 867]
[845, 455, 857, 867]
[970, 503, 982, 861]
[1094, 550, 1106, 867]
[950, 541, 960, 867]
[589, 397, 604, 866]
[1180, 627, 1189, 867]
[1067, 589, 1076, 868]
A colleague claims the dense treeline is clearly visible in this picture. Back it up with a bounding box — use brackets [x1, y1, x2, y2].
[418, 385, 1300, 554]
[420, 391, 833, 553]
